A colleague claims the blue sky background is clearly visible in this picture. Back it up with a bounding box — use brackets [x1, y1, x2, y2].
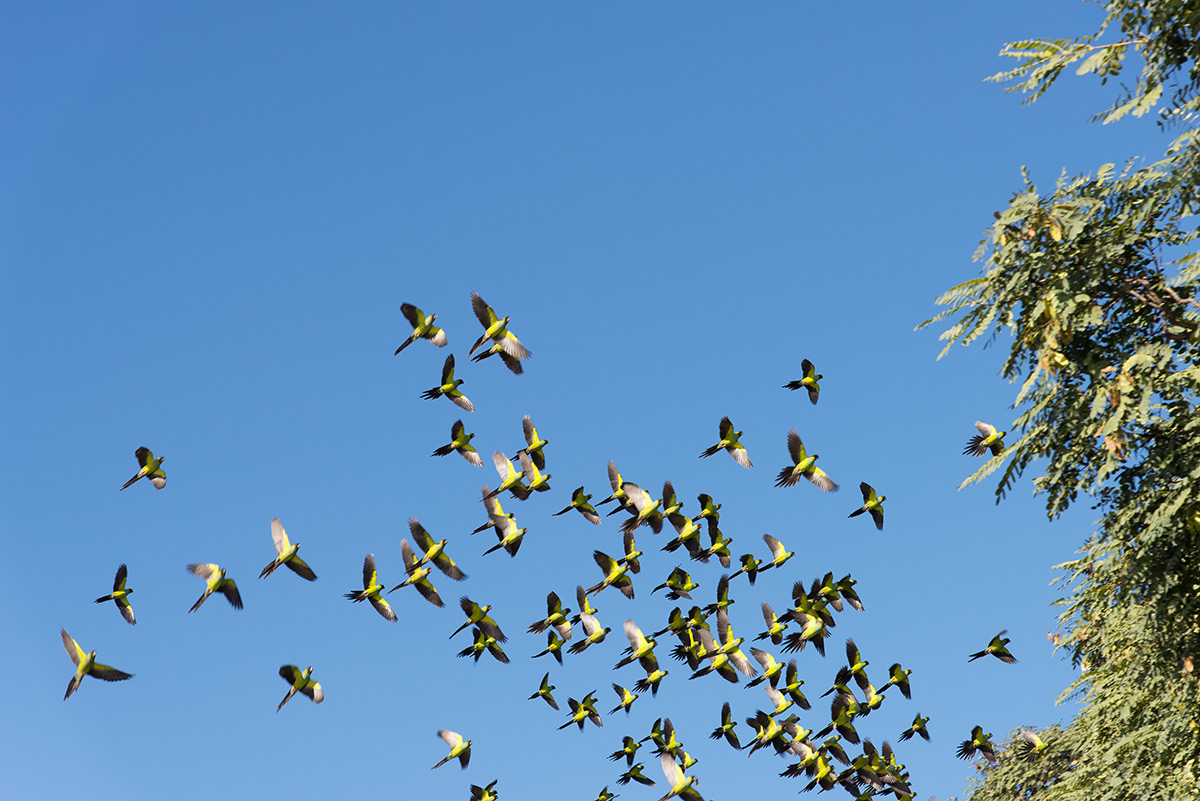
[1, 3, 1163, 799]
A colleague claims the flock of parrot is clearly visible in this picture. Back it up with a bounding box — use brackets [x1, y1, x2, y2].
[66, 291, 1041, 800]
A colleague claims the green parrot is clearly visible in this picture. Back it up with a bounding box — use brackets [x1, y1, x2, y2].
[572, 583, 599, 625]
[588, 550, 635, 599]
[456, 627, 510, 664]
[344, 553, 397, 622]
[699, 416, 752, 468]
[528, 671, 559, 709]
[432, 419, 484, 466]
[597, 460, 631, 512]
[760, 534, 794, 571]
[120, 446, 165, 491]
[407, 517, 467, 581]
[432, 729, 472, 769]
[568, 613, 611, 655]
[518, 449, 552, 493]
[259, 517, 318, 581]
[754, 601, 787, 645]
[421, 354, 475, 412]
[395, 302, 447, 354]
[709, 701, 741, 749]
[469, 291, 531, 361]
[964, 420, 1007, 457]
[847, 482, 886, 531]
[617, 763, 655, 786]
[618, 530, 643, 575]
[956, 725, 998, 764]
[880, 662, 912, 699]
[897, 713, 930, 742]
[730, 553, 763, 585]
[762, 684, 794, 717]
[609, 683, 639, 715]
[621, 483, 664, 534]
[775, 429, 837, 491]
[747, 647, 784, 688]
[60, 628, 132, 700]
[609, 735, 641, 765]
[469, 780, 500, 801]
[663, 513, 704, 561]
[482, 514, 526, 558]
[514, 415, 548, 469]
[692, 493, 722, 527]
[614, 619, 656, 670]
[94, 563, 136, 625]
[968, 630, 1017, 663]
[450, 597, 506, 643]
[485, 452, 531, 501]
[780, 660, 811, 710]
[531, 631, 565, 665]
[652, 567, 697, 601]
[634, 663, 669, 696]
[187, 563, 243, 613]
[474, 485, 515, 534]
[389, 537, 444, 607]
[553, 486, 601, 525]
[782, 359, 822, 404]
[470, 341, 524, 375]
[527, 591, 573, 640]
[559, 691, 603, 730]
[701, 574, 734, 617]
[698, 526, 733, 569]
[656, 752, 704, 801]
[1018, 729, 1049, 762]
[277, 664, 323, 711]
[595, 788, 619, 801]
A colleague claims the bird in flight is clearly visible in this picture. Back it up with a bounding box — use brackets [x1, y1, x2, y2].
[469, 780, 500, 801]
[277, 665, 324, 711]
[964, 421, 1007, 457]
[94, 564, 136, 625]
[782, 359, 822, 404]
[553, 486, 601, 525]
[259, 517, 318, 581]
[344, 553, 397, 622]
[407, 517, 468, 581]
[847, 483, 886, 531]
[120, 446, 165, 491]
[514, 415, 548, 469]
[421, 354, 475, 412]
[432, 729, 472, 769]
[775, 429, 837, 491]
[471, 341, 524, 375]
[432, 419, 484, 466]
[956, 725, 999, 764]
[186, 563, 243, 613]
[395, 302, 447, 354]
[469, 291, 531, 361]
[528, 671, 559, 710]
[60, 628, 133, 700]
[390, 537, 445, 608]
[968, 630, 1017, 663]
[699, 416, 752, 469]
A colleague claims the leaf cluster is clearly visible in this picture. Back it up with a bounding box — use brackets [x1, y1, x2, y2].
[925, 4, 1200, 798]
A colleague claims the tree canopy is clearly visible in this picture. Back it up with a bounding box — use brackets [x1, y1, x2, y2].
[923, 2, 1200, 797]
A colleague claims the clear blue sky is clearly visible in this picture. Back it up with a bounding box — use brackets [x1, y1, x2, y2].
[1, 3, 1159, 799]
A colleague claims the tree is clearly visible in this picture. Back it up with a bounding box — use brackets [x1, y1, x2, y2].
[921, 2, 1200, 798]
